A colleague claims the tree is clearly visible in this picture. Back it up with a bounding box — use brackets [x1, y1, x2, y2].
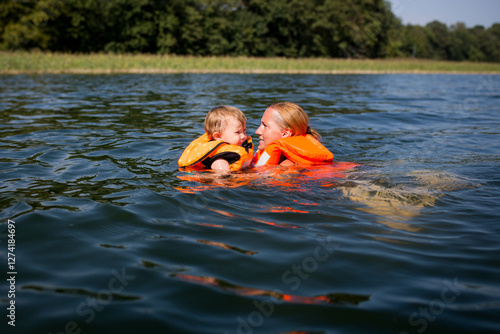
[0, 0, 498, 61]
[102, 0, 158, 53]
[314, 0, 395, 58]
[425, 21, 452, 60]
[399, 24, 435, 59]
[0, 0, 70, 50]
[485, 23, 500, 62]
[229, 4, 270, 56]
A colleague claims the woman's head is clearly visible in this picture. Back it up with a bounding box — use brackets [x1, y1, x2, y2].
[255, 102, 319, 151]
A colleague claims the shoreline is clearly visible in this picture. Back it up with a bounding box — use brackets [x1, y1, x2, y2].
[2, 69, 500, 75]
[2, 52, 500, 75]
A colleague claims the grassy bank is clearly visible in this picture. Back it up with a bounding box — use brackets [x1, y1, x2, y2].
[2, 51, 500, 74]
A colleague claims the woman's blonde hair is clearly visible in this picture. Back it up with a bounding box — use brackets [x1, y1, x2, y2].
[205, 106, 246, 138]
[268, 102, 321, 140]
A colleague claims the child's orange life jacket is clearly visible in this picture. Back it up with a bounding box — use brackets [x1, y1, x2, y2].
[253, 134, 333, 166]
[179, 133, 254, 171]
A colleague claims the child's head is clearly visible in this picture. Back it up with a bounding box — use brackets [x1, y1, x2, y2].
[205, 106, 247, 146]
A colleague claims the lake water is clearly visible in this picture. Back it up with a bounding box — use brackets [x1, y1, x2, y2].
[1, 73, 500, 334]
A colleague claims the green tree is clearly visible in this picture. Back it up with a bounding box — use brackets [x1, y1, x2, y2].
[425, 21, 452, 60]
[310, 0, 352, 57]
[58, 0, 109, 52]
[1, 0, 498, 61]
[229, 0, 318, 57]
[0, 0, 34, 49]
[1, 0, 70, 50]
[484, 23, 500, 62]
[229, 5, 269, 56]
[314, 0, 395, 58]
[157, 0, 220, 55]
[448, 23, 472, 61]
[384, 16, 404, 58]
[399, 24, 435, 59]
[465, 25, 487, 61]
[101, 0, 158, 53]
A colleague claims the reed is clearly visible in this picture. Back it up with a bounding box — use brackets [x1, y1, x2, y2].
[1, 51, 500, 74]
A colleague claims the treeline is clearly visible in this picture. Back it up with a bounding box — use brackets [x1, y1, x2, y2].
[391, 21, 500, 62]
[1, 0, 499, 62]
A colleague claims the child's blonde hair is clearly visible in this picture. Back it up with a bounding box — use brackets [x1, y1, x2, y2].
[205, 106, 246, 138]
[268, 102, 321, 140]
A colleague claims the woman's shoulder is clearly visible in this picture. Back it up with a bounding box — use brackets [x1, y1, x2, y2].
[272, 135, 333, 164]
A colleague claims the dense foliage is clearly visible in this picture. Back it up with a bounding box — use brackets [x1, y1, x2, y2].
[1, 0, 499, 61]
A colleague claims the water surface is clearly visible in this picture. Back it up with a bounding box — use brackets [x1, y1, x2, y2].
[1, 74, 500, 334]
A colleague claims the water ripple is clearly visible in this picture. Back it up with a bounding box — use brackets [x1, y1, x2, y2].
[1, 74, 499, 334]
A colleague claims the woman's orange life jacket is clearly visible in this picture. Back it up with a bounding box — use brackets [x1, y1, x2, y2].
[253, 134, 333, 166]
[179, 133, 254, 171]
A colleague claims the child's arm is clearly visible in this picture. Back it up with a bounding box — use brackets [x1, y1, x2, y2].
[211, 158, 231, 174]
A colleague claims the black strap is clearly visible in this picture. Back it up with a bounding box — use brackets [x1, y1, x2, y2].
[202, 152, 241, 168]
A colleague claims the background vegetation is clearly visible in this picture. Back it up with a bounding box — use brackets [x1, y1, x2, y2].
[3, 52, 500, 74]
[1, 0, 499, 62]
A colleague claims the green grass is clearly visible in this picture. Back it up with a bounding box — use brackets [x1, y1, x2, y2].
[1, 51, 500, 74]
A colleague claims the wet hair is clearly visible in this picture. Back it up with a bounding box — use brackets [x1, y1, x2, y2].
[268, 102, 321, 140]
[204, 106, 246, 138]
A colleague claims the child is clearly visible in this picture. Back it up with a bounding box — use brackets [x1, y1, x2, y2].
[178, 106, 254, 173]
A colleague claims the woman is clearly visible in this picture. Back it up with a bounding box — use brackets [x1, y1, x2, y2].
[253, 102, 334, 166]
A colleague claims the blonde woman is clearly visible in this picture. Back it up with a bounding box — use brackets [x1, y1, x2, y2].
[253, 102, 333, 167]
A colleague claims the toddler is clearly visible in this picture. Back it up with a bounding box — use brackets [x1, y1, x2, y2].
[179, 106, 254, 173]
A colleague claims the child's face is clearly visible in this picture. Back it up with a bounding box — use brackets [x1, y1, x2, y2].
[216, 117, 247, 146]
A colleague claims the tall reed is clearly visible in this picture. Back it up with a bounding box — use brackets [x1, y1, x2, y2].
[1, 51, 500, 74]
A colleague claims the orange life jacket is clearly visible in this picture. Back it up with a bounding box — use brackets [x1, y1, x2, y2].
[253, 134, 333, 166]
[179, 133, 254, 171]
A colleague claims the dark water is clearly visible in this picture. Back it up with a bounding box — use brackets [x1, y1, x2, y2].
[1, 74, 500, 334]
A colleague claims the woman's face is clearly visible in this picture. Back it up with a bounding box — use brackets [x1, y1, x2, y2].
[255, 107, 286, 151]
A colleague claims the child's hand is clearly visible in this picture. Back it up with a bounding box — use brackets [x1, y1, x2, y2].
[211, 159, 230, 174]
